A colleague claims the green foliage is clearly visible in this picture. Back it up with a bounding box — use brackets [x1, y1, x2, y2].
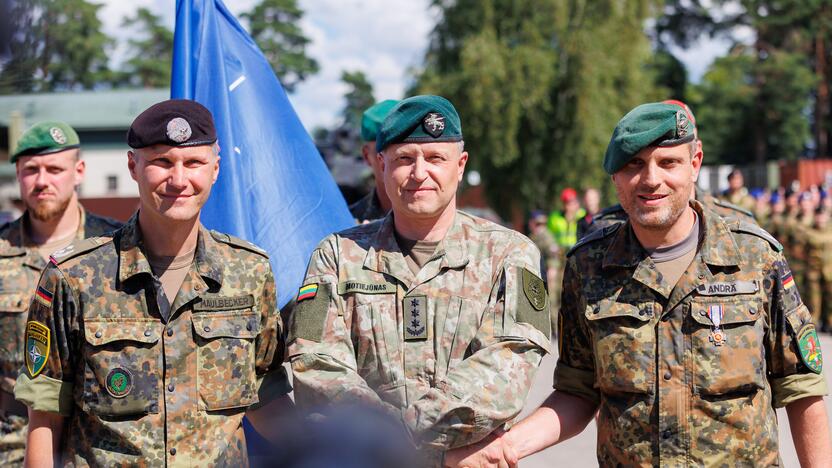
[0, 0, 113, 92]
[242, 0, 319, 92]
[117, 8, 174, 88]
[341, 71, 375, 133]
[414, 0, 659, 216]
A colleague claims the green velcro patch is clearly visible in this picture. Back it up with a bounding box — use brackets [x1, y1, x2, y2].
[288, 282, 331, 343]
[516, 268, 550, 337]
[337, 281, 396, 295]
[797, 323, 823, 374]
[25, 321, 50, 377]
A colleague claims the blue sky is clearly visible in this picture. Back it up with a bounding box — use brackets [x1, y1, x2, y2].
[100, 0, 737, 132]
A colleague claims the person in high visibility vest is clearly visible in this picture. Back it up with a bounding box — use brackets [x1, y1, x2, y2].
[548, 188, 585, 249]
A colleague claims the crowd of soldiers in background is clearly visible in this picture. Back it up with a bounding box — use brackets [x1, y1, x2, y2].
[526, 168, 832, 335]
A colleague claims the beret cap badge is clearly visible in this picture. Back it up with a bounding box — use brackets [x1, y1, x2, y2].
[422, 112, 445, 138]
[676, 111, 689, 138]
[166, 117, 193, 143]
[49, 127, 67, 145]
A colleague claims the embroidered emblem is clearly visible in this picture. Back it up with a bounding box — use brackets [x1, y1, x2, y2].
[25, 321, 50, 377]
[422, 112, 445, 138]
[404, 296, 427, 340]
[166, 117, 192, 143]
[297, 283, 318, 302]
[797, 323, 823, 374]
[522, 268, 547, 311]
[106, 368, 133, 398]
[49, 127, 67, 144]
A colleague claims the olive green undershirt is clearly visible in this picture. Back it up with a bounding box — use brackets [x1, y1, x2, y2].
[37, 231, 77, 261]
[146, 248, 196, 302]
[645, 211, 701, 288]
[394, 231, 440, 276]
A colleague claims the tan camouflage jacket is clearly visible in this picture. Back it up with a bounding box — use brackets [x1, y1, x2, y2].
[288, 211, 551, 461]
[0, 207, 121, 395]
[555, 201, 827, 466]
[14, 214, 289, 467]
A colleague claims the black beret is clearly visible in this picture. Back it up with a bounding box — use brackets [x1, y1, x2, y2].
[127, 99, 217, 149]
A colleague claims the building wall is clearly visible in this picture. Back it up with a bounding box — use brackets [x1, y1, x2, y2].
[79, 149, 138, 198]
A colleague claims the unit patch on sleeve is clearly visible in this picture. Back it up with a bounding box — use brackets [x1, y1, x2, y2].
[797, 323, 823, 374]
[516, 267, 550, 337]
[25, 321, 50, 377]
[288, 283, 330, 343]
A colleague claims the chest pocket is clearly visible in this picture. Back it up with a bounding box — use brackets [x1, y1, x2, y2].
[689, 298, 766, 396]
[82, 319, 161, 417]
[0, 291, 29, 371]
[192, 311, 259, 411]
[585, 299, 655, 395]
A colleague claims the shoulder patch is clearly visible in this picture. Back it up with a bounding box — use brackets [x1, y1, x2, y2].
[210, 231, 269, 258]
[568, 223, 621, 257]
[50, 236, 109, 264]
[731, 221, 782, 252]
[713, 199, 755, 219]
[287, 282, 331, 343]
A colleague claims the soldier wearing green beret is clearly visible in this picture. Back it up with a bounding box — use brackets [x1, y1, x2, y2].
[447, 102, 832, 467]
[15, 101, 292, 466]
[349, 99, 399, 223]
[0, 122, 121, 466]
[288, 95, 550, 466]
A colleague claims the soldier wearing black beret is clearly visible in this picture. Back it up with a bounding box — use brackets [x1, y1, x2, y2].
[17, 99, 292, 466]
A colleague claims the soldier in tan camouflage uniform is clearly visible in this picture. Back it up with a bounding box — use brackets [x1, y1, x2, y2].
[448, 102, 831, 467]
[288, 95, 550, 467]
[14, 100, 291, 466]
[0, 121, 121, 466]
[720, 168, 756, 213]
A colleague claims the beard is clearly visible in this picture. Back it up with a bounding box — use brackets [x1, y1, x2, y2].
[28, 195, 72, 222]
[622, 188, 690, 231]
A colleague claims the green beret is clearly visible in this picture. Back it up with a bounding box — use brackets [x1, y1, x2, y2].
[603, 102, 696, 174]
[376, 95, 462, 152]
[361, 100, 399, 142]
[12, 121, 80, 162]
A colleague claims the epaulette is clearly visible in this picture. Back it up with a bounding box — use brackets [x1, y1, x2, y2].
[712, 198, 755, 219]
[210, 230, 269, 258]
[50, 236, 110, 265]
[731, 220, 783, 252]
[567, 223, 621, 257]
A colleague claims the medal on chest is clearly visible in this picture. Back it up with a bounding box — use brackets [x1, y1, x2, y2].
[708, 304, 725, 346]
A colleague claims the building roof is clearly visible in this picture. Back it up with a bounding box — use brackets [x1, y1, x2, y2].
[0, 89, 168, 130]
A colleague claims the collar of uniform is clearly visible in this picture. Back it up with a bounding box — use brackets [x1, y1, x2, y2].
[362, 210, 469, 275]
[695, 199, 741, 267]
[602, 199, 741, 269]
[117, 213, 223, 287]
[194, 225, 223, 288]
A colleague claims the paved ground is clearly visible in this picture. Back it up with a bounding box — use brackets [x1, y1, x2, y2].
[517, 333, 832, 467]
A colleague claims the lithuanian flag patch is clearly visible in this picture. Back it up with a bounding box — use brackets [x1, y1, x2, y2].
[297, 283, 318, 302]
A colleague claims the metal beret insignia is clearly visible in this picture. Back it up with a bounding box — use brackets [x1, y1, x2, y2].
[49, 127, 67, 145]
[676, 110, 689, 138]
[422, 112, 445, 138]
[166, 117, 193, 143]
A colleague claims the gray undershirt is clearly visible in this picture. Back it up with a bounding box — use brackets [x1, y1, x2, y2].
[644, 211, 701, 287]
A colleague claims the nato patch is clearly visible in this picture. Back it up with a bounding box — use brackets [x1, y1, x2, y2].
[404, 296, 427, 341]
[517, 268, 550, 337]
[106, 368, 133, 398]
[25, 321, 50, 377]
[797, 323, 823, 374]
[288, 282, 330, 343]
[422, 113, 445, 138]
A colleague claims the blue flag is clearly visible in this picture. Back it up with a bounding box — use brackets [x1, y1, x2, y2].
[171, 0, 354, 308]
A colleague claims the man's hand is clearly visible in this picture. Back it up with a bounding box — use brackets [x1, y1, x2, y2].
[444, 431, 518, 468]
